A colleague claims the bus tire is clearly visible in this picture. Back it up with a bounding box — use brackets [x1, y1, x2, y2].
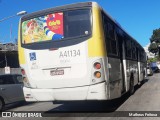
[129, 76, 134, 95]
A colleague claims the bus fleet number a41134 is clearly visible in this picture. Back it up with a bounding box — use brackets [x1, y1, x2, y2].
[59, 49, 81, 58]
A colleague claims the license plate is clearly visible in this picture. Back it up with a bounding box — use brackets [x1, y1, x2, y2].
[50, 69, 64, 76]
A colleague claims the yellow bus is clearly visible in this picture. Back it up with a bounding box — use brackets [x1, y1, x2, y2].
[18, 2, 146, 102]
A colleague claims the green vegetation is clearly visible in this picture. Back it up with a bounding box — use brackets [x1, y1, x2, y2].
[147, 57, 158, 63]
[148, 28, 160, 60]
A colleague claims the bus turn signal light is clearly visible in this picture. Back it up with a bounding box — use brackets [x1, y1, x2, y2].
[94, 62, 101, 69]
[94, 71, 101, 78]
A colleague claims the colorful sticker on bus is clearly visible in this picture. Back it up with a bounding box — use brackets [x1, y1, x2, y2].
[22, 12, 64, 44]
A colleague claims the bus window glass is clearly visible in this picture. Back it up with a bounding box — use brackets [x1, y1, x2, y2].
[22, 12, 64, 44]
[108, 25, 118, 56]
[140, 50, 145, 62]
[66, 9, 91, 38]
[21, 9, 91, 44]
[107, 23, 114, 40]
[110, 38, 118, 55]
[125, 39, 132, 58]
[102, 13, 118, 56]
[132, 42, 137, 60]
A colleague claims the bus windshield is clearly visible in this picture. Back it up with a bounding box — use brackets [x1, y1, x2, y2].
[21, 9, 92, 44]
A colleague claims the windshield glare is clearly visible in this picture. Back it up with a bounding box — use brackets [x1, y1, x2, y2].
[22, 9, 91, 44]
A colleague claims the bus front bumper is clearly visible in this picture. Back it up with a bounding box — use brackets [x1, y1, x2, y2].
[23, 82, 108, 102]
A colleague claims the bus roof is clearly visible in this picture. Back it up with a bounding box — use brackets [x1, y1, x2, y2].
[21, 2, 98, 20]
[21, 1, 144, 50]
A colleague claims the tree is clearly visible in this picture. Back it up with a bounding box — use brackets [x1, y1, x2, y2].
[149, 28, 160, 58]
[148, 42, 158, 54]
[150, 28, 160, 43]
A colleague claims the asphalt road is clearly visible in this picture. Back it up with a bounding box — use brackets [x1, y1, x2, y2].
[1, 73, 160, 120]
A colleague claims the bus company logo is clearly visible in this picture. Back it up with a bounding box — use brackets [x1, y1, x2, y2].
[2, 112, 11, 117]
[29, 52, 36, 61]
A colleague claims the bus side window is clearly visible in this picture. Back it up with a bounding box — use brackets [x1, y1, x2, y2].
[140, 49, 145, 62]
[101, 12, 108, 47]
[102, 11, 118, 57]
[125, 37, 132, 59]
[116, 28, 123, 58]
[132, 42, 137, 60]
[110, 24, 117, 55]
[107, 22, 114, 40]
[107, 22, 119, 56]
